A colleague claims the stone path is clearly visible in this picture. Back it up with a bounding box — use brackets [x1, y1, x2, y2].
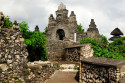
[44, 64, 79, 83]
[44, 70, 79, 83]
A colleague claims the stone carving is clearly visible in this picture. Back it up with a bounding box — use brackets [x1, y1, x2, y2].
[58, 2, 66, 10]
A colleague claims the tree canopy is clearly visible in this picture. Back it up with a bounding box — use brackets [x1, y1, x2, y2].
[77, 24, 84, 33]
[19, 21, 48, 61]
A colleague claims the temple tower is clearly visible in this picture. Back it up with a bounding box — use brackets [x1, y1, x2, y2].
[35, 25, 40, 31]
[87, 19, 101, 40]
[46, 2, 80, 41]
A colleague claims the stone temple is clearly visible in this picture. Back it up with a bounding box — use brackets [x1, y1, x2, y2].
[46, 3, 101, 60]
[46, 2, 82, 41]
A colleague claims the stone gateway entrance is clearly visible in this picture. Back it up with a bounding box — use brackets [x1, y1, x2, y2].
[56, 29, 65, 40]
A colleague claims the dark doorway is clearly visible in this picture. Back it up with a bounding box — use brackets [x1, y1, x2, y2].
[56, 29, 65, 40]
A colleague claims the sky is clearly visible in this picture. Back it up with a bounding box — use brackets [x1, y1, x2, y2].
[0, 0, 125, 39]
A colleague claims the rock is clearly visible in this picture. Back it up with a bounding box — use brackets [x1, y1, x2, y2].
[7, 60, 12, 64]
[0, 64, 8, 71]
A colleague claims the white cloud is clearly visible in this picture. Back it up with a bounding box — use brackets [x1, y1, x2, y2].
[0, 0, 125, 39]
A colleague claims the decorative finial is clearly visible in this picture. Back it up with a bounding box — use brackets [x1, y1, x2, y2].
[70, 11, 75, 16]
[14, 20, 18, 26]
[58, 2, 66, 10]
[35, 25, 39, 31]
[50, 14, 54, 18]
[0, 12, 4, 20]
[89, 19, 96, 28]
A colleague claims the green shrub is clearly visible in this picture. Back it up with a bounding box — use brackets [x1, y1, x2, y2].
[80, 36, 125, 60]
[73, 67, 79, 70]
[19, 21, 48, 61]
[3, 17, 13, 28]
[23, 69, 29, 75]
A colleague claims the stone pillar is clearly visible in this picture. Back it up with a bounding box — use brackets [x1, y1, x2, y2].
[74, 33, 76, 42]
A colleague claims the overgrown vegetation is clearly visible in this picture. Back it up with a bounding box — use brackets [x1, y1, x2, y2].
[19, 21, 48, 61]
[3, 17, 13, 28]
[80, 35, 125, 60]
[23, 69, 29, 75]
[44, 26, 48, 34]
[77, 24, 84, 33]
[73, 67, 79, 70]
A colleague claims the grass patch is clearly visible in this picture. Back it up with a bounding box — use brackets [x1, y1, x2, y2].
[73, 67, 79, 70]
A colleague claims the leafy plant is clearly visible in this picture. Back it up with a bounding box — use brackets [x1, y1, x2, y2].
[44, 26, 48, 33]
[3, 17, 13, 28]
[23, 69, 29, 75]
[57, 66, 60, 70]
[80, 36, 125, 60]
[77, 24, 84, 33]
[73, 67, 79, 70]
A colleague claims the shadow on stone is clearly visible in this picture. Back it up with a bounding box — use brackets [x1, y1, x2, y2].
[75, 71, 79, 82]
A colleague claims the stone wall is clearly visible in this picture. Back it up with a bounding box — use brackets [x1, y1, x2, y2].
[0, 13, 28, 82]
[0, 13, 59, 82]
[46, 40, 77, 60]
[80, 57, 125, 83]
[27, 61, 59, 83]
[65, 43, 93, 62]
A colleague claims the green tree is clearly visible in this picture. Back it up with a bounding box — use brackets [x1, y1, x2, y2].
[19, 21, 48, 61]
[80, 36, 125, 60]
[77, 24, 84, 33]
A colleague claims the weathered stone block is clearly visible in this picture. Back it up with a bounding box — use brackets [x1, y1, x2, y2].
[80, 57, 125, 83]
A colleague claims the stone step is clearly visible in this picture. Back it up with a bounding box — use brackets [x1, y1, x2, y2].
[59, 64, 79, 72]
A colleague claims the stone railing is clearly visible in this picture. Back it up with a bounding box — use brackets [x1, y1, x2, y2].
[79, 57, 125, 83]
[65, 43, 93, 62]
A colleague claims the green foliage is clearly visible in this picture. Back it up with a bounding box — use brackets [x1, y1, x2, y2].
[15, 80, 22, 83]
[80, 36, 125, 60]
[3, 17, 13, 28]
[23, 69, 29, 75]
[19, 21, 30, 38]
[43, 26, 48, 35]
[57, 66, 60, 70]
[111, 37, 125, 46]
[77, 24, 84, 33]
[19, 21, 48, 61]
[73, 67, 79, 70]
[44, 26, 48, 33]
[100, 34, 109, 47]
[2, 80, 6, 83]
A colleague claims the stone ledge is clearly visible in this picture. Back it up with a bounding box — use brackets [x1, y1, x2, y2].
[65, 43, 91, 49]
[81, 57, 125, 68]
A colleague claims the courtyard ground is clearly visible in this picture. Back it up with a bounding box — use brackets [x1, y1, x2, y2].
[44, 70, 79, 83]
